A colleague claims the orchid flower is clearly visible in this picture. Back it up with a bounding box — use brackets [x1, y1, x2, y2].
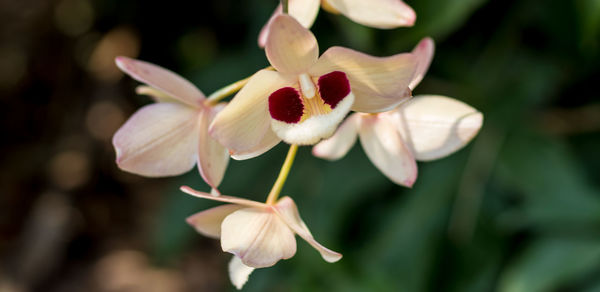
[259, 0, 416, 47]
[312, 38, 484, 187]
[112, 57, 229, 189]
[181, 186, 342, 289]
[210, 14, 417, 159]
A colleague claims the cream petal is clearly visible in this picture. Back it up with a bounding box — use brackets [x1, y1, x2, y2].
[258, 0, 321, 48]
[230, 129, 281, 160]
[358, 114, 417, 187]
[323, 0, 416, 28]
[265, 14, 319, 74]
[186, 204, 243, 239]
[312, 113, 360, 160]
[197, 104, 229, 188]
[210, 70, 293, 156]
[180, 186, 267, 209]
[113, 103, 200, 177]
[115, 56, 204, 107]
[221, 208, 297, 268]
[409, 37, 435, 90]
[389, 95, 483, 161]
[274, 197, 342, 263]
[228, 256, 255, 290]
[310, 47, 417, 113]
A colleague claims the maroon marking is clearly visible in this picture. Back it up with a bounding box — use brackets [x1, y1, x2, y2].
[318, 71, 350, 109]
[268, 87, 304, 124]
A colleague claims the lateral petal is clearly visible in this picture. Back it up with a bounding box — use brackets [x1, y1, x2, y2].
[115, 57, 204, 107]
[258, 0, 320, 48]
[228, 256, 255, 290]
[310, 47, 417, 113]
[197, 104, 230, 188]
[186, 204, 243, 239]
[221, 208, 297, 268]
[112, 103, 200, 177]
[389, 95, 483, 161]
[323, 0, 416, 28]
[265, 14, 319, 74]
[274, 197, 342, 263]
[230, 129, 281, 160]
[409, 37, 435, 90]
[358, 114, 417, 187]
[312, 113, 360, 160]
[210, 69, 293, 156]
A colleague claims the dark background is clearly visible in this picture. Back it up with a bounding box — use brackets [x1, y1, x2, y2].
[1, 0, 599, 291]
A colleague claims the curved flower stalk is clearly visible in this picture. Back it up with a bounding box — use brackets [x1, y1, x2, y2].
[211, 14, 417, 159]
[112, 57, 229, 189]
[313, 38, 484, 187]
[182, 186, 342, 289]
[259, 0, 416, 47]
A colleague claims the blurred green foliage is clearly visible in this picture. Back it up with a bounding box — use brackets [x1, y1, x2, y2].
[127, 0, 600, 291]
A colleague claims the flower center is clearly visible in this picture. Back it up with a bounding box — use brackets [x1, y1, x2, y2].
[268, 87, 304, 123]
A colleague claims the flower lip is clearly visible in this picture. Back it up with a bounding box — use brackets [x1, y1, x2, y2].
[318, 71, 350, 108]
[269, 87, 304, 124]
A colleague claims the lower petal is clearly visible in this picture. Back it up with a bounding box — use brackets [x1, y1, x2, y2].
[198, 104, 230, 188]
[228, 256, 255, 290]
[274, 197, 343, 263]
[388, 95, 483, 161]
[221, 208, 297, 268]
[312, 113, 360, 160]
[112, 103, 199, 177]
[358, 114, 417, 187]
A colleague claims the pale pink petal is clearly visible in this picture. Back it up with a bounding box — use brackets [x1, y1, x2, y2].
[115, 56, 204, 107]
[389, 95, 483, 161]
[180, 186, 266, 209]
[230, 129, 281, 160]
[358, 114, 417, 187]
[209, 70, 293, 156]
[258, 0, 320, 48]
[409, 37, 435, 90]
[229, 256, 255, 290]
[186, 204, 243, 239]
[265, 14, 319, 74]
[221, 208, 297, 268]
[310, 47, 417, 113]
[197, 104, 229, 188]
[312, 113, 360, 160]
[323, 0, 416, 28]
[113, 103, 200, 177]
[274, 197, 342, 263]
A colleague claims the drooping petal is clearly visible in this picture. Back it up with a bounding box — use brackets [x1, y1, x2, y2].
[312, 113, 360, 160]
[358, 114, 417, 187]
[274, 197, 342, 263]
[409, 37, 435, 90]
[180, 186, 267, 209]
[115, 56, 204, 107]
[258, 0, 321, 48]
[265, 14, 319, 74]
[210, 69, 293, 156]
[388, 95, 483, 161]
[221, 208, 297, 268]
[186, 204, 243, 239]
[113, 103, 200, 177]
[323, 0, 416, 28]
[230, 129, 281, 160]
[197, 104, 229, 188]
[310, 47, 417, 113]
[229, 256, 255, 290]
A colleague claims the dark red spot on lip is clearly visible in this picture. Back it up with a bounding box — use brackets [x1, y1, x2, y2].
[318, 71, 350, 109]
[269, 87, 304, 123]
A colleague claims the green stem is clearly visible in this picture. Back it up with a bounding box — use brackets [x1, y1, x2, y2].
[265, 144, 298, 205]
[281, 0, 289, 14]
